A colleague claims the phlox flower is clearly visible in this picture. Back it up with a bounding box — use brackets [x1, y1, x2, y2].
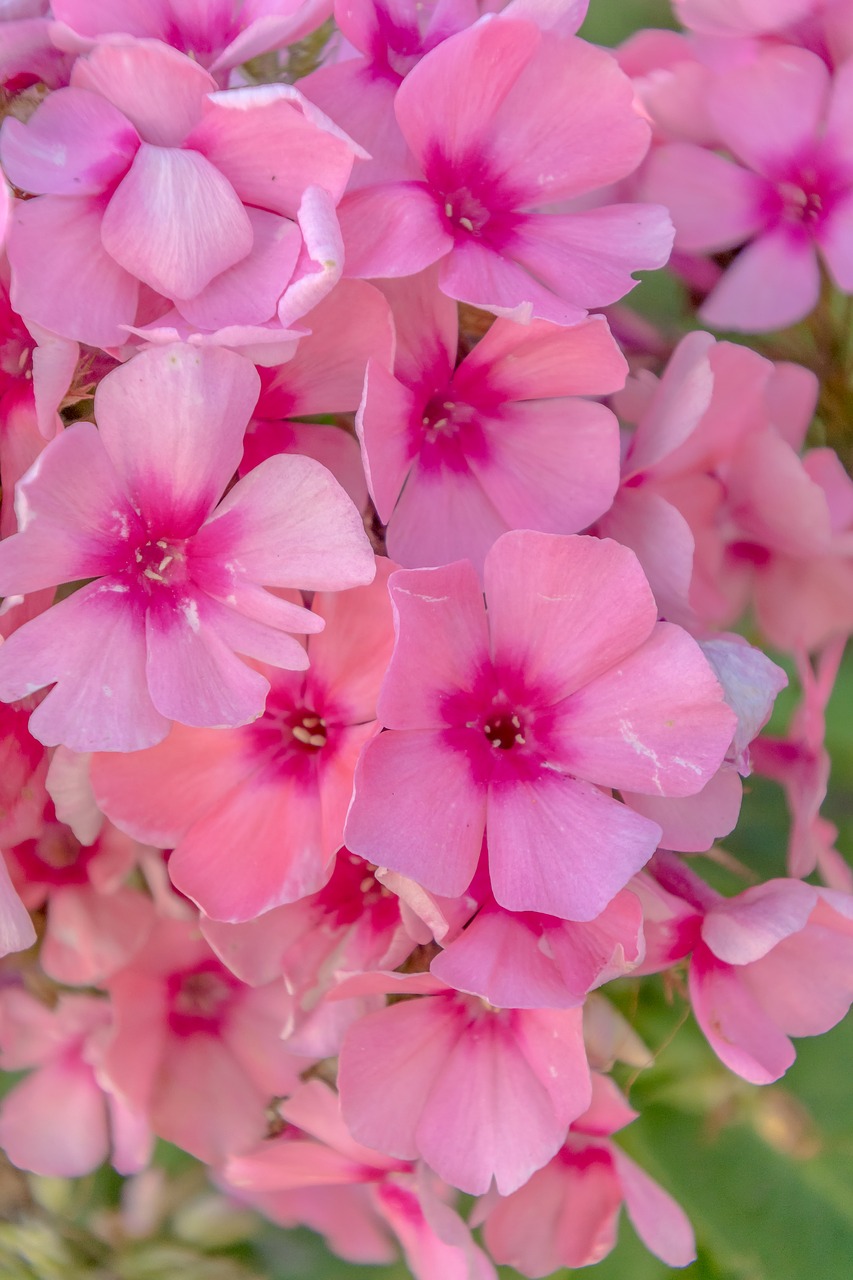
[357, 269, 626, 573]
[336, 971, 592, 1195]
[641, 45, 853, 330]
[480, 1074, 695, 1272]
[222, 1079, 497, 1279]
[98, 917, 305, 1165]
[0, 987, 150, 1176]
[0, 342, 374, 751]
[49, 0, 334, 80]
[88, 564, 396, 922]
[1, 36, 361, 346]
[689, 878, 853, 1083]
[345, 531, 736, 922]
[337, 17, 673, 324]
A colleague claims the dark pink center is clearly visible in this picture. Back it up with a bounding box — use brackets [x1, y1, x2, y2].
[482, 710, 527, 751]
[131, 536, 189, 590]
[167, 962, 238, 1036]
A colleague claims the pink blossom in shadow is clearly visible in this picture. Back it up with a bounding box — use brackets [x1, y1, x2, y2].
[222, 1077, 497, 1277]
[336, 17, 673, 323]
[357, 268, 626, 574]
[98, 917, 304, 1165]
[346, 531, 736, 921]
[641, 45, 853, 330]
[0, 987, 151, 1176]
[49, 0, 334, 81]
[200, 853, 413, 1057]
[480, 1073, 695, 1272]
[89, 565, 395, 922]
[0, 343, 374, 751]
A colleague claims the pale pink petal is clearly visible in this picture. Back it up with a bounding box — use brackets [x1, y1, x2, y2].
[376, 264, 458, 390]
[27, 323, 80, 440]
[471, 400, 621, 537]
[709, 47, 830, 176]
[339, 183, 453, 279]
[624, 766, 743, 853]
[387, 458, 508, 575]
[484, 532, 658, 706]
[307, 561, 396, 724]
[487, 772, 661, 921]
[0, 581, 169, 752]
[300, 59, 417, 190]
[395, 18, 539, 168]
[701, 879, 817, 965]
[91, 722, 246, 847]
[144, 594, 271, 728]
[194, 592, 314, 670]
[355, 361, 419, 523]
[41, 884, 154, 985]
[0, 1058, 108, 1175]
[640, 144, 766, 253]
[94, 343, 260, 537]
[191, 453, 374, 590]
[689, 949, 794, 1083]
[0, 855, 36, 958]
[612, 1150, 696, 1267]
[260, 280, 394, 418]
[817, 191, 853, 292]
[101, 144, 253, 299]
[457, 314, 627, 402]
[432, 905, 578, 1009]
[176, 208, 301, 329]
[169, 773, 328, 921]
[745, 903, 853, 1036]
[699, 228, 821, 331]
[276, 184, 345, 327]
[416, 1018, 566, 1195]
[597, 488, 695, 627]
[624, 330, 716, 476]
[0, 87, 139, 196]
[7, 195, 139, 347]
[468, 31, 651, 204]
[71, 39, 214, 146]
[340, 997, 467, 1163]
[507, 205, 674, 313]
[439, 234, 583, 326]
[187, 84, 359, 219]
[345, 730, 486, 897]
[242, 422, 367, 511]
[554, 622, 735, 797]
[0, 422, 141, 594]
[377, 560, 490, 730]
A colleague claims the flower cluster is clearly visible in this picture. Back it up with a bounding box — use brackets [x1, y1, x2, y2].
[1, 2, 852, 1277]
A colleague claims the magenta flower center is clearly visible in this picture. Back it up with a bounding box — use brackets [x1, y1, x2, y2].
[483, 710, 527, 751]
[289, 711, 328, 750]
[131, 536, 190, 591]
[167, 963, 238, 1036]
[442, 189, 492, 238]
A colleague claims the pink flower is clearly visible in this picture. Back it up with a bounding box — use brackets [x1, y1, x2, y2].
[641, 46, 853, 330]
[337, 17, 673, 324]
[1, 38, 361, 345]
[690, 878, 853, 1083]
[337, 974, 591, 1194]
[357, 269, 626, 574]
[0, 987, 150, 1176]
[0, 343, 374, 751]
[88, 564, 396, 922]
[345, 531, 736, 921]
[481, 1074, 695, 1272]
[99, 917, 304, 1164]
[50, 0, 334, 80]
